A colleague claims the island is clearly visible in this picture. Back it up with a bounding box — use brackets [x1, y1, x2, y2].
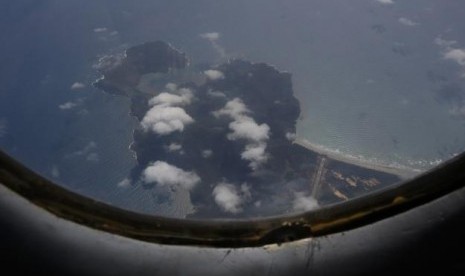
[94, 41, 401, 218]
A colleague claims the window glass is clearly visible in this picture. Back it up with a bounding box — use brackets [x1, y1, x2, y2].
[1, 0, 464, 218]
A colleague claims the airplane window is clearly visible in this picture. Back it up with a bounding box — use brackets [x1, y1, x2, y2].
[1, 0, 465, 220]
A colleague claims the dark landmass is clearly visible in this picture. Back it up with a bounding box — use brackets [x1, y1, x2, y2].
[94, 41, 188, 96]
[94, 41, 401, 218]
[318, 158, 400, 204]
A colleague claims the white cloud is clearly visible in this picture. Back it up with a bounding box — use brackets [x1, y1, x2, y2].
[202, 149, 213, 158]
[77, 109, 89, 116]
[366, 79, 376, 84]
[448, 105, 465, 118]
[435, 37, 457, 48]
[207, 90, 227, 98]
[200, 32, 226, 58]
[214, 98, 270, 169]
[227, 116, 270, 168]
[204, 70, 224, 81]
[227, 118, 270, 142]
[51, 165, 60, 178]
[65, 141, 100, 164]
[200, 32, 220, 41]
[241, 143, 268, 170]
[142, 161, 200, 190]
[94, 27, 108, 33]
[58, 101, 78, 110]
[165, 83, 177, 91]
[285, 132, 296, 141]
[444, 48, 465, 66]
[436, 38, 465, 77]
[142, 87, 195, 135]
[59, 98, 84, 110]
[240, 183, 252, 200]
[70, 82, 86, 90]
[375, 0, 394, 4]
[67, 141, 97, 158]
[86, 152, 100, 162]
[398, 17, 418, 27]
[82, 141, 97, 152]
[117, 178, 131, 188]
[212, 183, 243, 214]
[166, 143, 182, 152]
[213, 98, 250, 119]
[148, 89, 193, 107]
[293, 193, 319, 212]
[141, 105, 194, 135]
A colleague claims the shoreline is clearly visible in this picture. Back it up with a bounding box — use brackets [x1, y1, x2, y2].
[293, 138, 421, 180]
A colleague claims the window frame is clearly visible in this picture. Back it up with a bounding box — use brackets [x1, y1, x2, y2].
[1, 148, 465, 247]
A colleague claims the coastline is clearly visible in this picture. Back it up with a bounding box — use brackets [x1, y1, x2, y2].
[293, 138, 421, 180]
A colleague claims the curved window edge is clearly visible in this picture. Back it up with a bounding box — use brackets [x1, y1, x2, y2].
[1, 148, 465, 248]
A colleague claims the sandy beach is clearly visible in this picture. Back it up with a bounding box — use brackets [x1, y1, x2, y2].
[293, 138, 421, 180]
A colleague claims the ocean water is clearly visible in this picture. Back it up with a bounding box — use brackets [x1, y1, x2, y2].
[191, 0, 465, 173]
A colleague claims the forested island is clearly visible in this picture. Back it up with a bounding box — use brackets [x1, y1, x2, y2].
[94, 41, 400, 218]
